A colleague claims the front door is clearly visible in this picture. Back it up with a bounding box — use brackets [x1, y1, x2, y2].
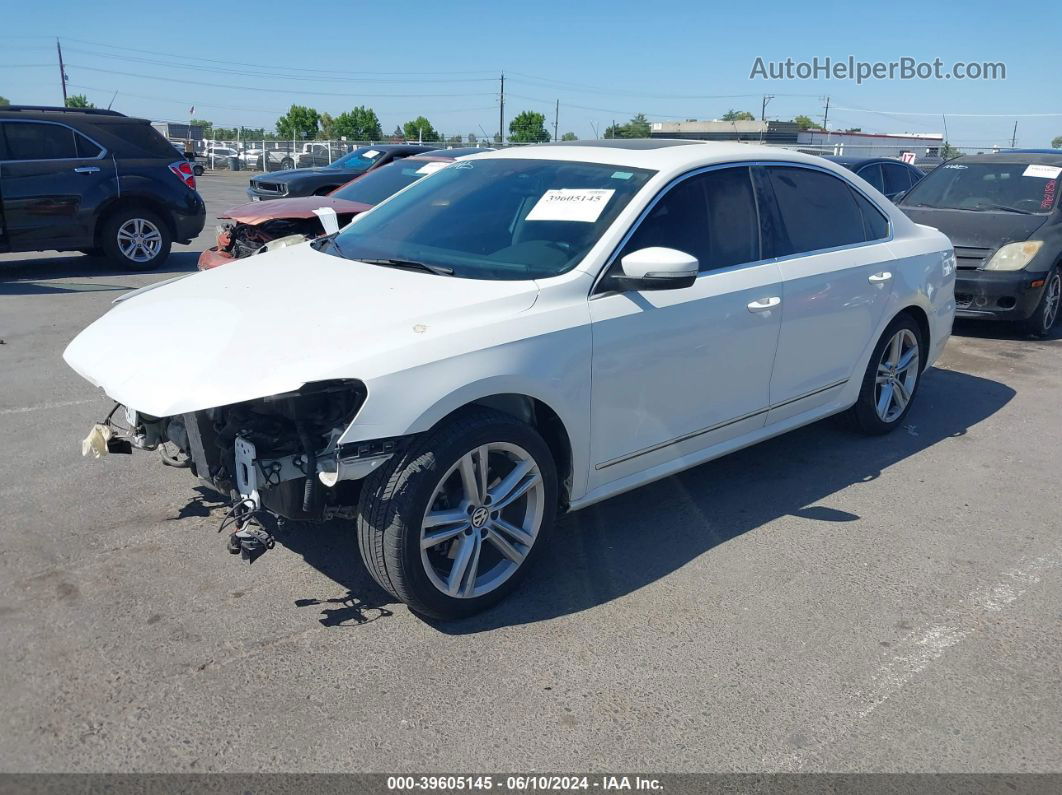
[588, 166, 783, 492]
[0, 120, 114, 251]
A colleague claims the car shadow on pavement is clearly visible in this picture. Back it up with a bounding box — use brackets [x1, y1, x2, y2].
[258, 367, 1014, 632]
[0, 251, 200, 289]
[426, 366, 1015, 634]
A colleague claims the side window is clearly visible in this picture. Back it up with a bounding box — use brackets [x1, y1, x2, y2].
[882, 163, 912, 196]
[857, 163, 885, 194]
[3, 122, 79, 160]
[75, 133, 102, 159]
[767, 166, 865, 255]
[620, 167, 759, 272]
[851, 189, 890, 241]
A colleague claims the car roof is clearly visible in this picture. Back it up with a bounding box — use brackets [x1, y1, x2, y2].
[478, 139, 857, 176]
[0, 106, 150, 125]
[411, 147, 495, 161]
[950, 152, 1062, 166]
[822, 155, 916, 168]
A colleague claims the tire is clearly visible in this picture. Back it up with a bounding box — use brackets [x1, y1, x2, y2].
[843, 312, 925, 435]
[192, 164, 204, 176]
[280, 157, 294, 170]
[100, 208, 172, 271]
[357, 407, 558, 620]
[1017, 268, 1060, 339]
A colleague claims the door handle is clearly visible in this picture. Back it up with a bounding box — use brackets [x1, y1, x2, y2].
[747, 296, 781, 313]
[73, 166, 100, 174]
[868, 271, 893, 283]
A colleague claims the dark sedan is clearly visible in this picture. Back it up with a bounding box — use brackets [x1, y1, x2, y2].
[823, 156, 924, 200]
[246, 143, 435, 201]
[898, 152, 1062, 337]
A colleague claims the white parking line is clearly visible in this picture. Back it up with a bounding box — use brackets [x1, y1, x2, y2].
[0, 398, 98, 416]
[773, 550, 1062, 770]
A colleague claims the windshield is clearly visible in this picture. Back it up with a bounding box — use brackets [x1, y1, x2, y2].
[332, 159, 449, 205]
[328, 146, 386, 171]
[326, 158, 655, 280]
[904, 161, 1060, 213]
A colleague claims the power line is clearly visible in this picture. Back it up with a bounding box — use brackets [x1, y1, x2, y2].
[62, 36, 496, 77]
[67, 65, 498, 98]
[61, 46, 496, 84]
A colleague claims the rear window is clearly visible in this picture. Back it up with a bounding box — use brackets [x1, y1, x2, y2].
[767, 166, 866, 255]
[95, 121, 181, 159]
[903, 161, 1060, 214]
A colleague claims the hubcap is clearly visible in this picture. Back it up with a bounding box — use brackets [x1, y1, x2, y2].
[116, 218, 162, 263]
[1042, 274, 1060, 331]
[874, 328, 920, 423]
[420, 442, 544, 599]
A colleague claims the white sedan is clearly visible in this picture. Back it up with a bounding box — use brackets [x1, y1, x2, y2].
[64, 140, 955, 619]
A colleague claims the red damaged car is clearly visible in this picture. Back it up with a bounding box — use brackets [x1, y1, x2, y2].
[198, 147, 491, 269]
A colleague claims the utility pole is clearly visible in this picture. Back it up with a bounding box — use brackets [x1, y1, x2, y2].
[56, 37, 68, 104]
[554, 99, 559, 141]
[1010, 120, 1018, 148]
[498, 71, 505, 144]
[821, 96, 830, 131]
[760, 94, 774, 121]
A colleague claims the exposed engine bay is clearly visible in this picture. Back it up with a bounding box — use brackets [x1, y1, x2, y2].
[218, 214, 359, 259]
[85, 380, 396, 562]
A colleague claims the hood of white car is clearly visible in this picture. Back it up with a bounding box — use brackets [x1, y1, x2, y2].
[63, 245, 540, 417]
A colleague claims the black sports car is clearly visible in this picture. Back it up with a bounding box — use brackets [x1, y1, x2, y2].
[245, 144, 435, 201]
[822, 156, 925, 201]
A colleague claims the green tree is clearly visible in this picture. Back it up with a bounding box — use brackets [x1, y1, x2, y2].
[793, 114, 819, 131]
[467, 132, 478, 144]
[604, 113, 651, 139]
[561, 131, 578, 141]
[509, 110, 550, 143]
[1052, 135, 1062, 149]
[276, 105, 320, 140]
[403, 116, 439, 142]
[318, 112, 335, 140]
[333, 106, 382, 141]
[721, 109, 755, 121]
[0, 96, 10, 107]
[941, 141, 963, 160]
[448, 134, 463, 144]
[65, 94, 94, 109]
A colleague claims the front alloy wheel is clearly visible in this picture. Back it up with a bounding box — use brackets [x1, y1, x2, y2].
[116, 218, 164, 264]
[420, 442, 545, 599]
[357, 407, 557, 620]
[1020, 269, 1061, 338]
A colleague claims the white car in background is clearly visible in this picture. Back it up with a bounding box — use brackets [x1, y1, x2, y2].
[64, 140, 955, 620]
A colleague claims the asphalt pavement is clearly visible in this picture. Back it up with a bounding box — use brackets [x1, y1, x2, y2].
[0, 172, 1059, 773]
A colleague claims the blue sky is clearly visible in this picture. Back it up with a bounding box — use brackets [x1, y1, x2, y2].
[3, 0, 1060, 148]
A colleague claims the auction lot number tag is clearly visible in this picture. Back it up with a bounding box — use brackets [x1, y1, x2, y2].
[526, 189, 615, 222]
[1023, 164, 1062, 179]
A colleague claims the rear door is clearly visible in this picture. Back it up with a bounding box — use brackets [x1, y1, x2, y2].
[0, 120, 114, 250]
[881, 162, 915, 200]
[760, 164, 895, 422]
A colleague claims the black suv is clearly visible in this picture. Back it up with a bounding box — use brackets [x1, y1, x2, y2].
[0, 106, 206, 270]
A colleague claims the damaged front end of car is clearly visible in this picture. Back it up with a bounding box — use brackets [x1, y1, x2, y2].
[83, 379, 396, 563]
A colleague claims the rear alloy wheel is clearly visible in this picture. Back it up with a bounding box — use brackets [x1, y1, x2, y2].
[101, 209, 172, 271]
[844, 314, 924, 435]
[357, 407, 557, 620]
[1019, 268, 1060, 339]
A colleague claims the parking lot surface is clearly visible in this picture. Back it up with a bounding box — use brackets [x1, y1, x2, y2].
[1, 173, 1060, 772]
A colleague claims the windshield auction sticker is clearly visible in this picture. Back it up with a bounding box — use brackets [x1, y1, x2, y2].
[526, 189, 616, 222]
[1023, 164, 1062, 179]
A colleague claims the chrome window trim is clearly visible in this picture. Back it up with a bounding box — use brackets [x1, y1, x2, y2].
[590, 159, 894, 295]
[0, 118, 108, 164]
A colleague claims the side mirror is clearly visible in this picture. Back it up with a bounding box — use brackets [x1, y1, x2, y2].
[603, 247, 698, 292]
